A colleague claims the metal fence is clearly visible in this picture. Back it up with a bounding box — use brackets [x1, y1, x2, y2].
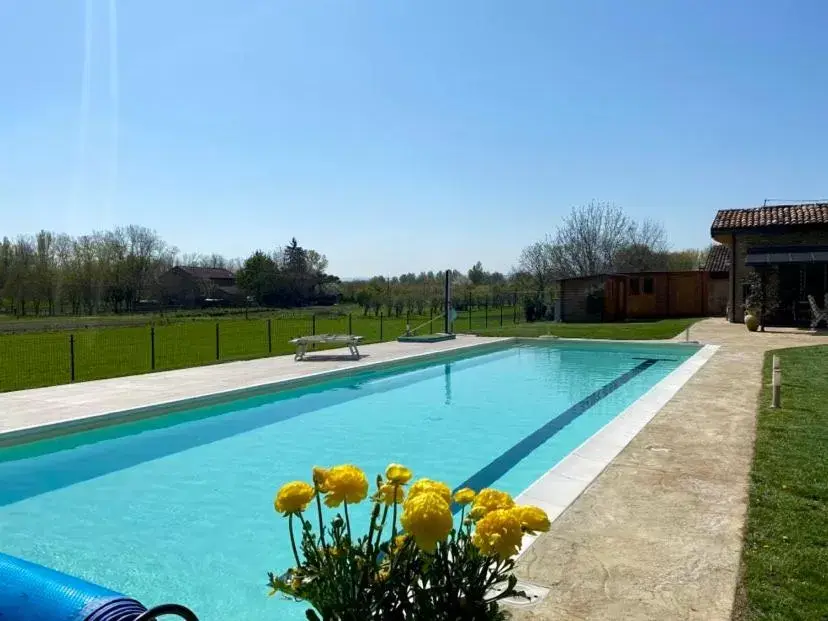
[0, 305, 525, 393]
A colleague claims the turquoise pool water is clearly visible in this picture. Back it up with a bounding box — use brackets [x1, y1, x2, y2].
[0, 341, 697, 620]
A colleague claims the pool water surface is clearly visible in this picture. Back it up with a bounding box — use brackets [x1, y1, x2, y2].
[0, 341, 698, 620]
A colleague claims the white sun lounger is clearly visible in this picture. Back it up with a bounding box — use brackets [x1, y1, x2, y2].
[289, 334, 363, 361]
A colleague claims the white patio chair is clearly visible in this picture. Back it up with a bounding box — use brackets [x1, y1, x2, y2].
[807, 295, 828, 329]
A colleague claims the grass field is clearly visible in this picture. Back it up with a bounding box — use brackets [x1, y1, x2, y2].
[474, 317, 701, 340]
[734, 346, 828, 620]
[0, 306, 521, 392]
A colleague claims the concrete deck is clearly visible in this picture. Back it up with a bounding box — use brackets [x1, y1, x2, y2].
[509, 318, 828, 621]
[0, 335, 505, 444]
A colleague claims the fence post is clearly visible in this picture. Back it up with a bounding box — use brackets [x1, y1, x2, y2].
[312, 314, 316, 336]
[267, 318, 272, 353]
[485, 299, 488, 328]
[69, 333, 75, 382]
[513, 296, 517, 324]
[348, 313, 352, 335]
[500, 303, 504, 327]
[215, 322, 220, 360]
[468, 293, 472, 331]
[380, 313, 384, 341]
[150, 326, 156, 370]
[430, 308, 434, 334]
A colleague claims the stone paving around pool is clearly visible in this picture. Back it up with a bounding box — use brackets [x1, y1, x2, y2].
[508, 318, 828, 621]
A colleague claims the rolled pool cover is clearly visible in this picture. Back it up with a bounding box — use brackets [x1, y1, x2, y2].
[0, 552, 147, 621]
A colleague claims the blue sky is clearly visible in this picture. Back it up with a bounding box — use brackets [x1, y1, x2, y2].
[2, 1, 828, 277]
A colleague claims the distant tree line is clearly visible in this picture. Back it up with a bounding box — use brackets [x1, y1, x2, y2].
[0, 227, 335, 316]
[1, 202, 710, 319]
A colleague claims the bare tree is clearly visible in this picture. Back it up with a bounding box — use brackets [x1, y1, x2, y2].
[613, 220, 669, 272]
[521, 202, 672, 278]
[551, 201, 633, 277]
[33, 230, 55, 315]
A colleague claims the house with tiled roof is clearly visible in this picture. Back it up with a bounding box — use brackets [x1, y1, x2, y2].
[710, 202, 828, 325]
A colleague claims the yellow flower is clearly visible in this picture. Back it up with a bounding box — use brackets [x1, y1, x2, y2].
[407, 478, 452, 506]
[392, 534, 409, 551]
[323, 464, 368, 507]
[453, 488, 476, 506]
[512, 505, 550, 534]
[312, 466, 329, 492]
[400, 491, 453, 552]
[377, 482, 404, 505]
[472, 508, 523, 559]
[385, 463, 413, 485]
[469, 488, 514, 520]
[274, 481, 315, 515]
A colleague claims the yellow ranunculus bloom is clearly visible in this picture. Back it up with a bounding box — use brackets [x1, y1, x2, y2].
[377, 482, 404, 505]
[469, 488, 514, 520]
[323, 464, 368, 507]
[274, 481, 315, 515]
[385, 463, 413, 485]
[400, 491, 453, 552]
[453, 488, 476, 506]
[407, 478, 452, 506]
[392, 534, 409, 551]
[512, 505, 551, 534]
[312, 466, 329, 492]
[472, 508, 523, 559]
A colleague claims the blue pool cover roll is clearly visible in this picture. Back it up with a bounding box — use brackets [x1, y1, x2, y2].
[0, 552, 147, 621]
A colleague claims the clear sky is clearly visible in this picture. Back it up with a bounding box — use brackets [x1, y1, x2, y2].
[2, 1, 828, 277]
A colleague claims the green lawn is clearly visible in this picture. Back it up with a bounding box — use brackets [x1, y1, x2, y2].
[735, 346, 828, 620]
[0, 307, 519, 392]
[474, 317, 701, 340]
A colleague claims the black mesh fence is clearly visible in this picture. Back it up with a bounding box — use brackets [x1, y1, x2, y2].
[0, 302, 530, 393]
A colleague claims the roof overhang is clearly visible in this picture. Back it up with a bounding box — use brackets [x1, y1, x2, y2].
[745, 246, 828, 266]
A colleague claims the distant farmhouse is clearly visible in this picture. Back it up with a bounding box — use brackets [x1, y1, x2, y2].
[157, 266, 243, 308]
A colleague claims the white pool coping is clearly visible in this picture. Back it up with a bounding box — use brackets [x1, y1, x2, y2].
[512, 343, 719, 557]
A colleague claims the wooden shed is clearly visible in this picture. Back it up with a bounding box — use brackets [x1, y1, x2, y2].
[556, 271, 718, 322]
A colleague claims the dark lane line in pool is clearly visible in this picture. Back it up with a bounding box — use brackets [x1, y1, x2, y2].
[451, 358, 658, 513]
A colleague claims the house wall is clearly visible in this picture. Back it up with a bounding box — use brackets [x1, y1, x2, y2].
[708, 276, 729, 316]
[729, 231, 828, 322]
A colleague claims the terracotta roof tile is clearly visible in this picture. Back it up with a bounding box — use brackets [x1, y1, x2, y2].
[704, 244, 730, 272]
[711, 203, 828, 232]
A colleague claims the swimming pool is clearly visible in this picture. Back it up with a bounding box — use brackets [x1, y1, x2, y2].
[0, 340, 700, 620]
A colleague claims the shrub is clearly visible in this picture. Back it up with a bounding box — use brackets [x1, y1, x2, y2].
[268, 463, 550, 620]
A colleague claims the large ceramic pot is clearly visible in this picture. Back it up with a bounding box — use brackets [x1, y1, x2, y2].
[744, 314, 760, 332]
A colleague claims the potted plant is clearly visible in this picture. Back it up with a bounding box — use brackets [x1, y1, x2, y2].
[268, 463, 550, 620]
[743, 270, 780, 332]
